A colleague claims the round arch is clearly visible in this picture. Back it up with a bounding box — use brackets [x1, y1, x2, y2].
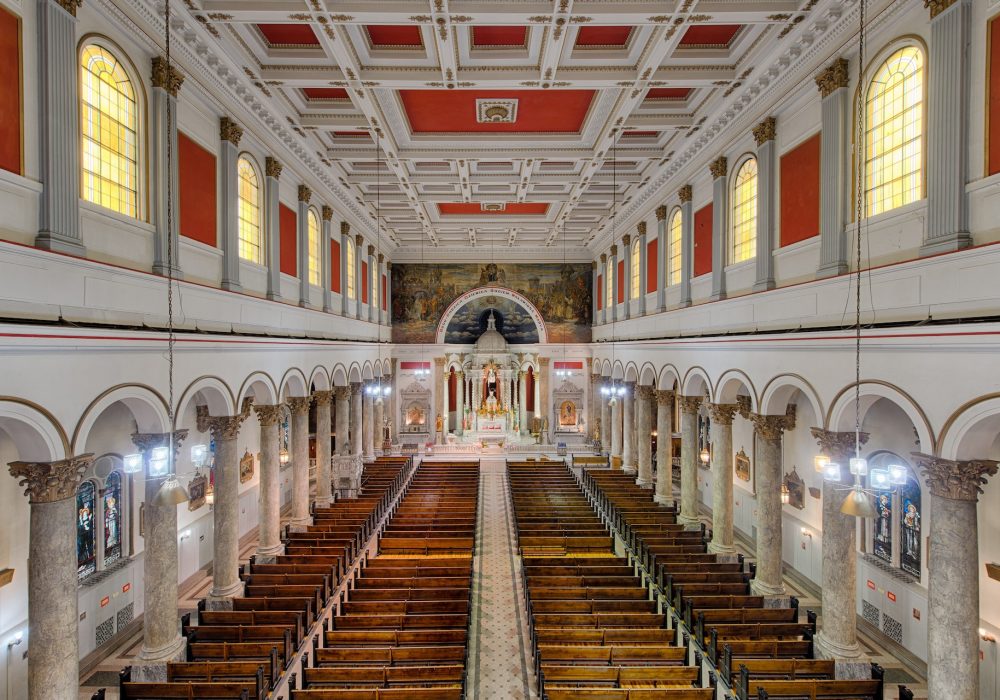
[714, 369, 757, 411]
[72, 384, 170, 454]
[434, 286, 548, 344]
[308, 365, 331, 391]
[611, 361, 625, 381]
[638, 362, 657, 387]
[759, 373, 824, 421]
[600, 359, 612, 377]
[0, 397, 70, 462]
[362, 362, 374, 381]
[938, 394, 1000, 461]
[657, 364, 682, 391]
[279, 368, 310, 398]
[826, 380, 935, 455]
[237, 372, 279, 406]
[681, 366, 712, 399]
[176, 375, 236, 424]
[623, 362, 640, 383]
[347, 363, 363, 384]
[331, 364, 349, 387]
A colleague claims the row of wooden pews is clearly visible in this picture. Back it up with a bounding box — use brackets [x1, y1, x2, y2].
[508, 459, 713, 700]
[581, 468, 889, 700]
[112, 456, 414, 700]
[292, 459, 480, 700]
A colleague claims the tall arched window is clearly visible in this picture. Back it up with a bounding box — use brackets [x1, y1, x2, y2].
[103, 471, 123, 567]
[80, 44, 139, 218]
[237, 157, 262, 263]
[668, 208, 682, 286]
[864, 46, 924, 217]
[605, 257, 613, 309]
[77, 481, 97, 580]
[346, 239, 356, 299]
[307, 209, 321, 286]
[372, 261, 379, 310]
[630, 239, 641, 299]
[868, 452, 922, 579]
[730, 156, 758, 264]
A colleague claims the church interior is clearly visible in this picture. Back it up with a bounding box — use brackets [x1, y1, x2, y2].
[1, 0, 1000, 698]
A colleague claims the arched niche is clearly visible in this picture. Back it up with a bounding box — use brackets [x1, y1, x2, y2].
[435, 287, 547, 344]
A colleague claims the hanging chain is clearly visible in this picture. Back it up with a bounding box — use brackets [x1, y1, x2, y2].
[165, 0, 176, 453]
[853, 0, 866, 458]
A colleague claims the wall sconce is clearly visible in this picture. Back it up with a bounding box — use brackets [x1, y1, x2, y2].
[190, 444, 209, 468]
[279, 449, 290, 466]
[699, 447, 710, 465]
[179, 529, 192, 541]
[780, 484, 790, 505]
[814, 454, 830, 473]
[980, 628, 997, 643]
[800, 527, 813, 538]
[6, 631, 23, 649]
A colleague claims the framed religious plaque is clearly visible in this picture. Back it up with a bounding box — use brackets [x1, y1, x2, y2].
[734, 447, 751, 482]
[239, 450, 255, 484]
[187, 473, 207, 511]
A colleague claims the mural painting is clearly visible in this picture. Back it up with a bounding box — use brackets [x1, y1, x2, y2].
[900, 477, 921, 577]
[391, 262, 592, 344]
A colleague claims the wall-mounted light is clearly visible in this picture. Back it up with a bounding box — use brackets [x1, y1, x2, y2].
[191, 444, 209, 468]
[980, 628, 997, 643]
[800, 527, 813, 538]
[699, 447, 710, 465]
[814, 454, 830, 473]
[179, 529, 192, 541]
[6, 631, 23, 649]
[123, 453, 143, 474]
[279, 449, 290, 466]
[780, 484, 790, 505]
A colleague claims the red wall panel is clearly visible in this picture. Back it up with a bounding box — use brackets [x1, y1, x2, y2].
[178, 133, 217, 247]
[448, 370, 456, 411]
[616, 260, 625, 303]
[693, 204, 713, 278]
[596, 275, 603, 310]
[279, 204, 297, 276]
[779, 133, 821, 247]
[0, 7, 21, 175]
[361, 261, 368, 304]
[646, 239, 658, 294]
[990, 16, 1000, 175]
[526, 369, 535, 413]
[330, 239, 341, 292]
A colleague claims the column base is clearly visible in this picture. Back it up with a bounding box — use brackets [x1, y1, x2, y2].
[266, 291, 282, 302]
[287, 519, 310, 533]
[205, 583, 243, 611]
[677, 514, 701, 530]
[919, 231, 973, 257]
[653, 493, 672, 505]
[813, 630, 864, 663]
[314, 497, 332, 508]
[622, 465, 637, 475]
[750, 578, 787, 598]
[635, 478, 652, 488]
[752, 278, 776, 292]
[254, 543, 284, 561]
[152, 263, 184, 280]
[132, 636, 187, 680]
[816, 261, 848, 280]
[221, 279, 243, 293]
[35, 231, 86, 257]
[679, 297, 692, 308]
[708, 290, 727, 302]
[707, 540, 737, 556]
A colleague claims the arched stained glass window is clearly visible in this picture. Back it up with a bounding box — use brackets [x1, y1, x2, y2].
[668, 208, 682, 286]
[237, 157, 262, 263]
[80, 44, 139, 218]
[864, 46, 924, 217]
[730, 157, 758, 264]
[346, 239, 356, 299]
[899, 474, 921, 577]
[308, 209, 321, 286]
[77, 481, 97, 580]
[868, 452, 922, 579]
[103, 472, 123, 567]
[630, 239, 641, 299]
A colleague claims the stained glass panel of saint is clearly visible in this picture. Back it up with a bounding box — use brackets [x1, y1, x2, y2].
[872, 488, 893, 564]
[899, 476, 921, 577]
[77, 481, 97, 580]
[104, 472, 123, 566]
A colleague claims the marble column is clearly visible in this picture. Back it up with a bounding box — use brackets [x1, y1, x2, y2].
[341, 223, 352, 315]
[150, 57, 183, 278]
[313, 391, 333, 507]
[923, 0, 973, 255]
[286, 396, 312, 527]
[455, 372, 465, 436]
[219, 117, 244, 291]
[678, 396, 702, 526]
[198, 400, 252, 603]
[678, 186, 694, 307]
[810, 428, 869, 660]
[253, 406, 283, 559]
[126, 433, 187, 672]
[599, 253, 608, 325]
[748, 408, 796, 596]
[637, 223, 647, 316]
[442, 371, 450, 436]
[297, 186, 312, 307]
[707, 403, 739, 553]
[538, 358, 550, 443]
[350, 383, 363, 456]
[622, 234, 632, 320]
[655, 206, 668, 312]
[913, 452, 998, 700]
[752, 117, 777, 291]
[622, 382, 637, 474]
[611, 392, 623, 464]
[387, 372, 399, 443]
[814, 59, 850, 278]
[322, 207, 334, 312]
[264, 157, 283, 301]
[35, 0, 85, 256]
[7, 455, 90, 698]
[709, 157, 728, 301]
[654, 391, 675, 504]
[335, 387, 351, 455]
[600, 388, 611, 453]
[373, 390, 385, 455]
[635, 385, 654, 487]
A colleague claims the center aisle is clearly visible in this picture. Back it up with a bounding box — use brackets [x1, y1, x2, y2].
[468, 456, 538, 700]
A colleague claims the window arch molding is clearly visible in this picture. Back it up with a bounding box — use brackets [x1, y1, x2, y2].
[629, 238, 641, 299]
[854, 37, 928, 219]
[236, 153, 264, 265]
[729, 152, 758, 265]
[605, 256, 613, 309]
[668, 206, 682, 286]
[77, 35, 148, 221]
[307, 206, 322, 286]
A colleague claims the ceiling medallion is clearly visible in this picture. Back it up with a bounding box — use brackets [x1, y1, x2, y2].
[481, 203, 506, 212]
[476, 99, 518, 124]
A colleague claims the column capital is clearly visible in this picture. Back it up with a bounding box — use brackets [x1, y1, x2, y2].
[678, 184, 693, 202]
[378, 252, 385, 263]
[131, 429, 189, 457]
[753, 116, 776, 146]
[286, 396, 313, 415]
[298, 185, 312, 203]
[708, 402, 740, 425]
[321, 205, 333, 221]
[600, 253, 607, 263]
[386, 261, 392, 270]
[312, 390, 334, 407]
[912, 453, 998, 502]
[341, 221, 351, 236]
[610, 244, 618, 256]
[656, 390, 676, 406]
[220, 116, 243, 146]
[592, 260, 597, 270]
[809, 427, 869, 462]
[622, 234, 631, 246]
[636, 385, 655, 400]
[815, 58, 849, 98]
[150, 56, 184, 97]
[265, 156, 283, 179]
[749, 405, 797, 441]
[434, 357, 446, 367]
[678, 395, 702, 413]
[254, 404, 284, 427]
[54, 0, 83, 16]
[709, 156, 728, 179]
[656, 205, 668, 221]
[196, 397, 254, 440]
[335, 386, 351, 401]
[367, 244, 375, 256]
[8, 454, 93, 504]
[539, 357, 549, 367]
[350, 381, 364, 395]
[355, 234, 363, 246]
[925, 0, 958, 19]
[637, 221, 647, 237]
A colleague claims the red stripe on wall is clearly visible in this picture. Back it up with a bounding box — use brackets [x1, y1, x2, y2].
[279, 204, 297, 276]
[990, 16, 1000, 176]
[616, 260, 625, 303]
[553, 361, 584, 369]
[361, 261, 368, 304]
[646, 238, 658, 294]
[330, 239, 341, 292]
[178, 133, 217, 247]
[779, 133, 821, 247]
[0, 7, 21, 176]
[400, 361, 431, 370]
[693, 203, 713, 277]
[597, 275, 603, 310]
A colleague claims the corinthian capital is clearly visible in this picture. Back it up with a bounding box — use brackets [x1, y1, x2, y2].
[815, 58, 849, 98]
[912, 453, 998, 502]
[131, 430, 189, 457]
[656, 390, 676, 406]
[636, 385, 655, 400]
[335, 386, 351, 402]
[9, 455, 93, 504]
[750, 405, 797, 441]
[678, 395, 703, 413]
[678, 185, 693, 203]
[810, 427, 868, 462]
[752, 116, 776, 146]
[265, 157, 283, 179]
[220, 116, 243, 146]
[151, 56, 184, 97]
[709, 156, 728, 179]
[708, 402, 739, 425]
[197, 397, 254, 440]
[312, 390, 334, 407]
[286, 396, 313, 415]
[254, 404, 284, 427]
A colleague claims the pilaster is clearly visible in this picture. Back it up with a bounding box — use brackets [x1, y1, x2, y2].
[368, 244, 377, 323]
[341, 222, 352, 315]
[609, 245, 619, 322]
[753, 117, 776, 291]
[655, 206, 667, 312]
[264, 157, 282, 300]
[297, 185, 312, 307]
[322, 206, 334, 312]
[355, 234, 364, 319]
[815, 59, 850, 278]
[150, 57, 184, 278]
[679, 186, 693, 307]
[637, 222, 647, 315]
[599, 254, 608, 324]
[219, 117, 244, 291]
[709, 157, 728, 301]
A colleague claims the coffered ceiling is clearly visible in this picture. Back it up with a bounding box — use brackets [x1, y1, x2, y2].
[171, 0, 861, 261]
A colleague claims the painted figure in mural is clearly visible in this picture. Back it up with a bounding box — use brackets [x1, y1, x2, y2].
[560, 401, 577, 426]
[874, 492, 892, 561]
[902, 499, 920, 561]
[104, 494, 119, 548]
[479, 263, 506, 285]
[78, 496, 95, 564]
[435, 414, 443, 433]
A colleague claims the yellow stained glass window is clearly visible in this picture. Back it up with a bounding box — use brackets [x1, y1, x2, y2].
[307, 209, 321, 286]
[372, 260, 379, 310]
[865, 46, 923, 217]
[80, 45, 139, 218]
[605, 257, 613, 309]
[237, 157, 262, 263]
[630, 240, 641, 299]
[346, 239, 356, 299]
[669, 208, 682, 286]
[730, 157, 758, 264]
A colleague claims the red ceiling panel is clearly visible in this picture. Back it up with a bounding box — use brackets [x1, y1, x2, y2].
[678, 24, 742, 47]
[575, 26, 633, 47]
[302, 87, 349, 100]
[472, 26, 528, 47]
[257, 24, 320, 46]
[366, 25, 424, 47]
[333, 131, 371, 138]
[645, 88, 692, 100]
[623, 130, 658, 137]
[400, 90, 595, 133]
[437, 203, 550, 216]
